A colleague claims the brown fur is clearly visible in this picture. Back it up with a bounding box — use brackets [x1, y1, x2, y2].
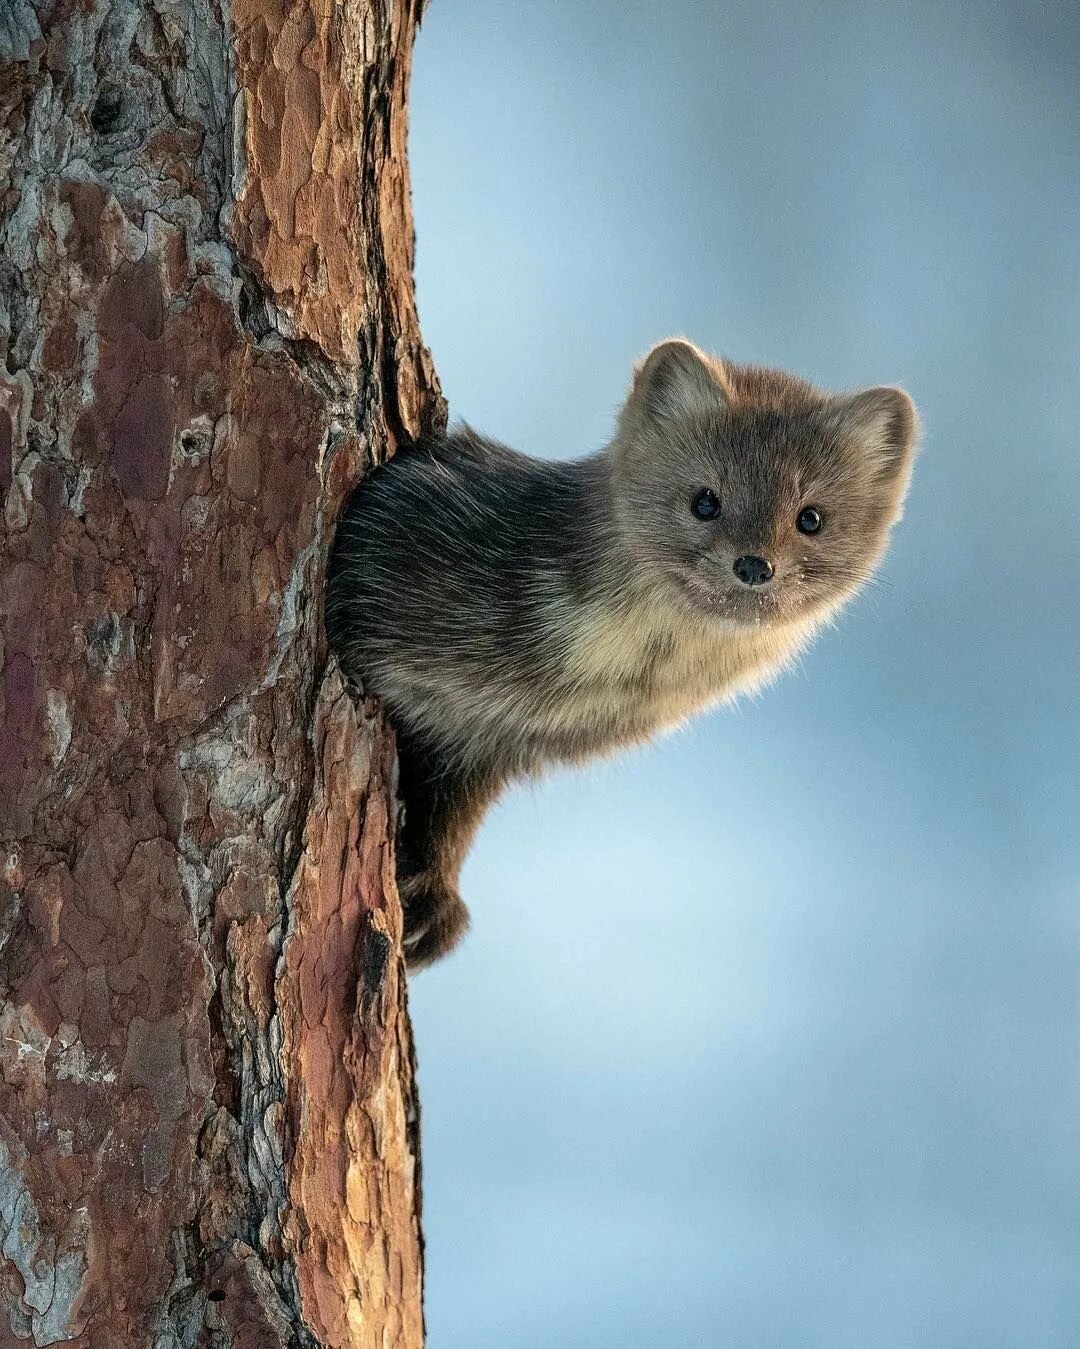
[327, 340, 918, 967]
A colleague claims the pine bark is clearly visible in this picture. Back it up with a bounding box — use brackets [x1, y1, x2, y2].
[0, 2, 441, 1345]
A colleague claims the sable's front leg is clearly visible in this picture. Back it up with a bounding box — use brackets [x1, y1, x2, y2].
[394, 734, 503, 969]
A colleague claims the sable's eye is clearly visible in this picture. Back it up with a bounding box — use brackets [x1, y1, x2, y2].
[692, 489, 721, 521]
[797, 506, 822, 535]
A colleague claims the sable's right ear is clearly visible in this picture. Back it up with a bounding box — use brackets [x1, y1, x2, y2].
[834, 386, 920, 484]
[630, 339, 729, 423]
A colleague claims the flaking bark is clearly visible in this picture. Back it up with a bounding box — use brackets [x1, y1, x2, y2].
[0, 2, 441, 1345]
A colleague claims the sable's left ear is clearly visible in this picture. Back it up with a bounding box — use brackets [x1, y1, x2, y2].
[835, 386, 919, 482]
[630, 339, 730, 423]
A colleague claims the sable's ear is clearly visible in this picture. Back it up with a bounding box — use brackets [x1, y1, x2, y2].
[834, 386, 919, 482]
[630, 339, 729, 422]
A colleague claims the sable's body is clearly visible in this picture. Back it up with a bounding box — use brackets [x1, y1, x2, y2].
[327, 341, 917, 967]
[329, 432, 810, 776]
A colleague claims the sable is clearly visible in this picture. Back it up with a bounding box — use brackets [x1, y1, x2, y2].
[327, 339, 918, 967]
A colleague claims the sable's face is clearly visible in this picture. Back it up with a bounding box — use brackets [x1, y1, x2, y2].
[611, 341, 918, 628]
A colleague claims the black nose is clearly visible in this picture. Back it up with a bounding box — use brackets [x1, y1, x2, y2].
[733, 555, 774, 586]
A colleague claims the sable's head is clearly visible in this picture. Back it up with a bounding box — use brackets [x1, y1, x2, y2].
[610, 339, 918, 627]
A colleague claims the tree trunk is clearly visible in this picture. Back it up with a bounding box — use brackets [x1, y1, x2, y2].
[0, 2, 441, 1345]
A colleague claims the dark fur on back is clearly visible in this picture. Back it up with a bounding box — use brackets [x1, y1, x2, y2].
[329, 430, 609, 724]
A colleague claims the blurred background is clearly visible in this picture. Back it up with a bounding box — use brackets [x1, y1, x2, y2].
[406, 3, 1080, 1345]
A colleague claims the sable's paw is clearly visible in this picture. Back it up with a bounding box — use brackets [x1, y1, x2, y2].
[399, 873, 470, 971]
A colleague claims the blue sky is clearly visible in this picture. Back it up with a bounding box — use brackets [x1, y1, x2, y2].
[406, 3, 1080, 1344]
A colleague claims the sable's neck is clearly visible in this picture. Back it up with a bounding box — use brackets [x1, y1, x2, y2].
[565, 441, 611, 518]
[560, 446, 657, 606]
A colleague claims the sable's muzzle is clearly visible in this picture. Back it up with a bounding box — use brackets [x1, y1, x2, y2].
[733, 555, 774, 587]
